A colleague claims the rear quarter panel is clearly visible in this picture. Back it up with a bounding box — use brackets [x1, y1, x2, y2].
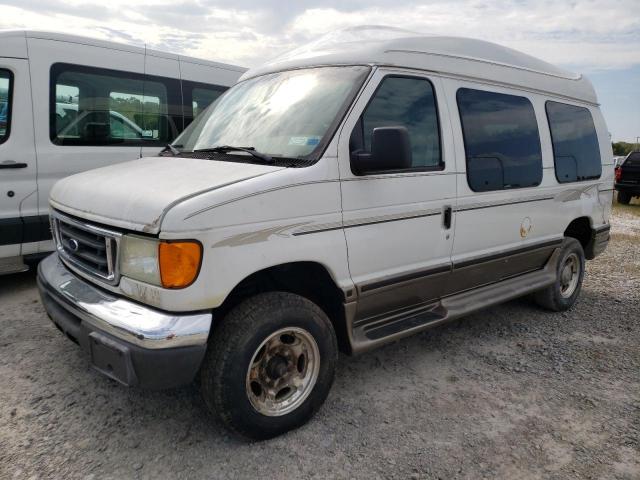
[591, 106, 615, 225]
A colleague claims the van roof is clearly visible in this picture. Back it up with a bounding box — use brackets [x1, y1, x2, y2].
[241, 27, 597, 104]
[0, 30, 246, 73]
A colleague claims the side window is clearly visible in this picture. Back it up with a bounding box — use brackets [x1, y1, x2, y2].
[183, 81, 227, 128]
[50, 63, 181, 146]
[0, 69, 13, 143]
[110, 113, 144, 139]
[457, 88, 543, 192]
[625, 152, 640, 166]
[55, 84, 79, 136]
[109, 89, 163, 141]
[350, 76, 442, 171]
[192, 87, 224, 118]
[546, 101, 601, 183]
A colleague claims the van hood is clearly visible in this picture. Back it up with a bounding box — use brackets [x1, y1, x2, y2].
[50, 156, 283, 233]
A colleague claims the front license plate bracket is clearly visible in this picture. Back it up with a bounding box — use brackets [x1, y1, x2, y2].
[88, 331, 138, 386]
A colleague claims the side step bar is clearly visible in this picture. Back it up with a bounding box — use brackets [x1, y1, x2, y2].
[361, 305, 446, 341]
[348, 248, 560, 354]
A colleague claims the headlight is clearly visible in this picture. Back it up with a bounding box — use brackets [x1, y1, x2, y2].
[120, 236, 202, 289]
[120, 235, 162, 286]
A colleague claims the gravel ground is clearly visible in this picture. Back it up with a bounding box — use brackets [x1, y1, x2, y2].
[1, 205, 639, 480]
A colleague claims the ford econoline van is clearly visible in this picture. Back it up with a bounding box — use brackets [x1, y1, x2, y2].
[37, 29, 614, 439]
[0, 31, 245, 274]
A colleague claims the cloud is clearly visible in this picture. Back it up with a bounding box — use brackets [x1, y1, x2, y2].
[0, 0, 114, 21]
[0, 1, 638, 139]
[0, 0, 639, 72]
[286, 1, 640, 71]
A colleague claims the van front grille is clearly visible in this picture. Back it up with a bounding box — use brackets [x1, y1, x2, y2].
[51, 211, 121, 284]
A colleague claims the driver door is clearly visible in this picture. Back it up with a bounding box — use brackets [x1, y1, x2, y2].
[337, 69, 457, 329]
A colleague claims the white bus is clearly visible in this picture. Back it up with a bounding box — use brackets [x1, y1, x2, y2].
[0, 30, 246, 274]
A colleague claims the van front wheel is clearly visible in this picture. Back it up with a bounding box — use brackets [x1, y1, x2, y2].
[534, 238, 585, 312]
[200, 292, 338, 440]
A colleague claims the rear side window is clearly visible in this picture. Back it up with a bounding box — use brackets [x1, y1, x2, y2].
[0, 69, 13, 144]
[350, 75, 442, 171]
[457, 88, 543, 192]
[546, 101, 602, 182]
[50, 63, 182, 146]
[625, 152, 640, 166]
[192, 87, 224, 118]
[183, 81, 227, 128]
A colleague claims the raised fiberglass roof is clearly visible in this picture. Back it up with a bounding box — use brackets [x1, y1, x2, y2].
[241, 26, 597, 104]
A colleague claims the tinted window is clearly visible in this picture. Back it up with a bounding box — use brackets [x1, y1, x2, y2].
[625, 152, 640, 166]
[546, 101, 601, 182]
[351, 76, 441, 170]
[457, 88, 543, 192]
[0, 69, 12, 143]
[192, 87, 224, 118]
[183, 81, 227, 128]
[50, 63, 182, 146]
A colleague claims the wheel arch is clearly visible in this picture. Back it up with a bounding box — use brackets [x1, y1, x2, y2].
[211, 261, 352, 354]
[563, 216, 603, 260]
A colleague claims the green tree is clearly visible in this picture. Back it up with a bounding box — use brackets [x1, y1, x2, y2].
[612, 142, 636, 156]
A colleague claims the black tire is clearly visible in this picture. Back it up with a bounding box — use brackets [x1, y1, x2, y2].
[533, 237, 585, 312]
[200, 292, 338, 440]
[617, 191, 632, 205]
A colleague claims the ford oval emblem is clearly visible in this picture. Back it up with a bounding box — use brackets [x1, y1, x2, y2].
[68, 239, 80, 252]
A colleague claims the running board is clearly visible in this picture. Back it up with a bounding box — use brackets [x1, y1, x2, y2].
[349, 248, 560, 354]
[360, 304, 446, 341]
[0, 256, 29, 276]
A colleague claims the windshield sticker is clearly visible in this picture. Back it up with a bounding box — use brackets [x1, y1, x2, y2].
[288, 136, 321, 146]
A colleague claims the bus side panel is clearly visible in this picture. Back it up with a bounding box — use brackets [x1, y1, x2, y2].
[28, 37, 145, 253]
[140, 53, 182, 158]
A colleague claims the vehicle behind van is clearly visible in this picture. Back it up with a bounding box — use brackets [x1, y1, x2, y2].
[615, 151, 640, 204]
[37, 28, 614, 439]
[0, 31, 246, 274]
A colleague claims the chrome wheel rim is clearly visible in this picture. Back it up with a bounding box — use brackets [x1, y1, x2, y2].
[560, 253, 580, 298]
[245, 327, 320, 417]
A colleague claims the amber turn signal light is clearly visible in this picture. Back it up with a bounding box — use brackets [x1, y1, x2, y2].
[159, 241, 202, 288]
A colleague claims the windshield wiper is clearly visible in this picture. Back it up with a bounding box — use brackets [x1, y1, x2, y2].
[161, 144, 181, 156]
[193, 145, 273, 164]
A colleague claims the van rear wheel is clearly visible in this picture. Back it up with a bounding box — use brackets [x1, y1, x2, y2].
[199, 292, 338, 440]
[534, 237, 585, 312]
[617, 191, 632, 205]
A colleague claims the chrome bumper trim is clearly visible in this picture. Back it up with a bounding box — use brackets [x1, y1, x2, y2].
[38, 254, 212, 349]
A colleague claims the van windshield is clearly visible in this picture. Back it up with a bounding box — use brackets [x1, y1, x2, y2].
[173, 66, 370, 163]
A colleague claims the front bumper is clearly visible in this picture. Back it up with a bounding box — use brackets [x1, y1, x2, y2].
[37, 254, 212, 389]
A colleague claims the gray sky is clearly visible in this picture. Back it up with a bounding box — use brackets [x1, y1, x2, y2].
[2, 0, 639, 141]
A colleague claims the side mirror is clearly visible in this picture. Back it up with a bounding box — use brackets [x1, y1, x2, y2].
[351, 126, 412, 175]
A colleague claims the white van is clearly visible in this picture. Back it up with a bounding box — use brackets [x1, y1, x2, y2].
[0, 31, 246, 274]
[37, 31, 614, 439]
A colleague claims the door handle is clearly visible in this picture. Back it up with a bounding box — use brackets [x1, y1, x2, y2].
[442, 205, 452, 230]
[0, 161, 28, 169]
